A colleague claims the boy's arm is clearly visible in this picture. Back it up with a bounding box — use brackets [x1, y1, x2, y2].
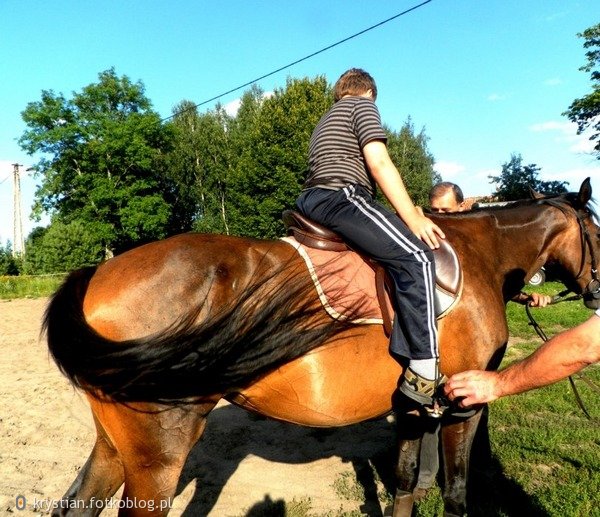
[363, 140, 444, 249]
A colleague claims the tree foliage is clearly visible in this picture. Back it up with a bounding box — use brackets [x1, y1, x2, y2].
[489, 154, 569, 200]
[226, 76, 333, 238]
[563, 23, 600, 158]
[165, 100, 232, 234]
[386, 118, 440, 208]
[0, 242, 20, 275]
[19, 68, 173, 254]
[22, 221, 104, 274]
[19, 70, 441, 270]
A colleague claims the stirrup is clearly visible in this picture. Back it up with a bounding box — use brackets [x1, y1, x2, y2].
[399, 368, 449, 418]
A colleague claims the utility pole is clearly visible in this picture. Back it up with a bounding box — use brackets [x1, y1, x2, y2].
[12, 163, 24, 257]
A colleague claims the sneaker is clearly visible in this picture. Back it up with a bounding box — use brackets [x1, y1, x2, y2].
[399, 367, 448, 418]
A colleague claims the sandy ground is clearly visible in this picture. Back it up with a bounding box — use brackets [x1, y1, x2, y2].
[0, 298, 397, 516]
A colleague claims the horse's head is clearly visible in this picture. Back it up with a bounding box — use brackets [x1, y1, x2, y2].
[544, 178, 600, 309]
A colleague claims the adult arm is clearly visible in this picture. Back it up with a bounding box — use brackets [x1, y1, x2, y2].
[444, 312, 600, 406]
[362, 140, 445, 249]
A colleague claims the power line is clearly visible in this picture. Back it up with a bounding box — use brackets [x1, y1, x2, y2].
[161, 0, 432, 122]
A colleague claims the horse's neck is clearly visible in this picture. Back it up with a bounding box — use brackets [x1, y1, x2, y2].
[450, 206, 563, 282]
[485, 206, 566, 270]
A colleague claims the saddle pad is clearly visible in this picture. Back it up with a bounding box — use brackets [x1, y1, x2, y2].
[281, 236, 461, 325]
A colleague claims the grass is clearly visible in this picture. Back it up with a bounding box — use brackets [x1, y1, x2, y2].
[0, 274, 64, 299]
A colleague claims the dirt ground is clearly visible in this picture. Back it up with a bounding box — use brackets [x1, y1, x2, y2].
[1, 298, 397, 516]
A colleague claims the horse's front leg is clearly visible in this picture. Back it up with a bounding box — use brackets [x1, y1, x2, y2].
[440, 410, 483, 517]
[389, 411, 437, 517]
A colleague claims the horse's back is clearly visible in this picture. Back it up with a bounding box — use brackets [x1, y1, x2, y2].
[82, 233, 298, 339]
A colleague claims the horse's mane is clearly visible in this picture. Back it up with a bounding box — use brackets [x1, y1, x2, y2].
[429, 188, 598, 220]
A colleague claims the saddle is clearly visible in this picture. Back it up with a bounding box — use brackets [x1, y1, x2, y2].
[282, 209, 462, 335]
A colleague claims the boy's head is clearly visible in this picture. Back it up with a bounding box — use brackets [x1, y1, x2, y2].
[334, 68, 377, 102]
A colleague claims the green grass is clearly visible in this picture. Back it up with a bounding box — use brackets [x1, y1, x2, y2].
[0, 274, 64, 299]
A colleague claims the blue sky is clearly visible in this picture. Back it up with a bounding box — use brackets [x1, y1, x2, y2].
[1, 0, 598, 245]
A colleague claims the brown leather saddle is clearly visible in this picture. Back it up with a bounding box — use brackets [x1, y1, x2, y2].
[282, 209, 462, 335]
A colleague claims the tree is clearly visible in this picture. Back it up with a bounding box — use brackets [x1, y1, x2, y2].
[165, 101, 232, 234]
[226, 76, 333, 238]
[489, 154, 569, 200]
[22, 221, 103, 274]
[563, 23, 600, 158]
[19, 68, 173, 255]
[0, 242, 20, 275]
[386, 118, 440, 207]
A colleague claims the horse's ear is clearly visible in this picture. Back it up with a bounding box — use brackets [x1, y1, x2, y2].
[577, 177, 592, 205]
[528, 186, 544, 199]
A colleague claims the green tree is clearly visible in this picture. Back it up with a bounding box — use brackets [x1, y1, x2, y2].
[489, 154, 569, 200]
[0, 242, 20, 275]
[19, 68, 173, 255]
[22, 221, 103, 274]
[226, 76, 333, 238]
[563, 23, 600, 158]
[386, 118, 439, 207]
[165, 100, 232, 234]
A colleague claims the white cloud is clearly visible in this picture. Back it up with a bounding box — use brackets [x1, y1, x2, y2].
[223, 91, 275, 117]
[487, 93, 507, 102]
[543, 77, 562, 87]
[543, 167, 600, 185]
[529, 120, 596, 154]
[529, 120, 571, 134]
[433, 161, 465, 178]
[223, 99, 241, 117]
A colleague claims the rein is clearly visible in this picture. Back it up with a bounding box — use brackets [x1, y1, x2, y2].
[525, 301, 599, 422]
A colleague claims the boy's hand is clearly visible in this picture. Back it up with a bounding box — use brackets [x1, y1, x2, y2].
[409, 215, 445, 249]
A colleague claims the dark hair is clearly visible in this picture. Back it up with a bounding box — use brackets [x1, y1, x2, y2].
[429, 182, 464, 204]
[333, 68, 377, 102]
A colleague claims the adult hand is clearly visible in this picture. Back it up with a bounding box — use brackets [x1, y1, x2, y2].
[528, 292, 552, 307]
[443, 370, 501, 407]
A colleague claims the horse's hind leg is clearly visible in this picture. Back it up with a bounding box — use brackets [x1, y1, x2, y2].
[439, 410, 483, 517]
[52, 414, 124, 516]
[92, 398, 218, 516]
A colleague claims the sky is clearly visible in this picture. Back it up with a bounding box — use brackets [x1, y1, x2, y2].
[1, 0, 598, 245]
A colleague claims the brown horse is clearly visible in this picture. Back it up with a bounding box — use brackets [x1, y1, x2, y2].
[45, 179, 599, 516]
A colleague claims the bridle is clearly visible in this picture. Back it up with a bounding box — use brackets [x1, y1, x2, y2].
[525, 200, 600, 420]
[545, 199, 600, 305]
[576, 210, 600, 304]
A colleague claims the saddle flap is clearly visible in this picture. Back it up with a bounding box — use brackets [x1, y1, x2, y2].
[433, 239, 461, 295]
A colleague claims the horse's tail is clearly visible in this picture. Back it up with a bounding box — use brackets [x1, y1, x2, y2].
[44, 264, 355, 405]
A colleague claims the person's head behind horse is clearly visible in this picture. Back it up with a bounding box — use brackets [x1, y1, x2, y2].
[429, 182, 465, 213]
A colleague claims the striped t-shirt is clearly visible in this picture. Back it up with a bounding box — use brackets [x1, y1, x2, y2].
[303, 96, 387, 196]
